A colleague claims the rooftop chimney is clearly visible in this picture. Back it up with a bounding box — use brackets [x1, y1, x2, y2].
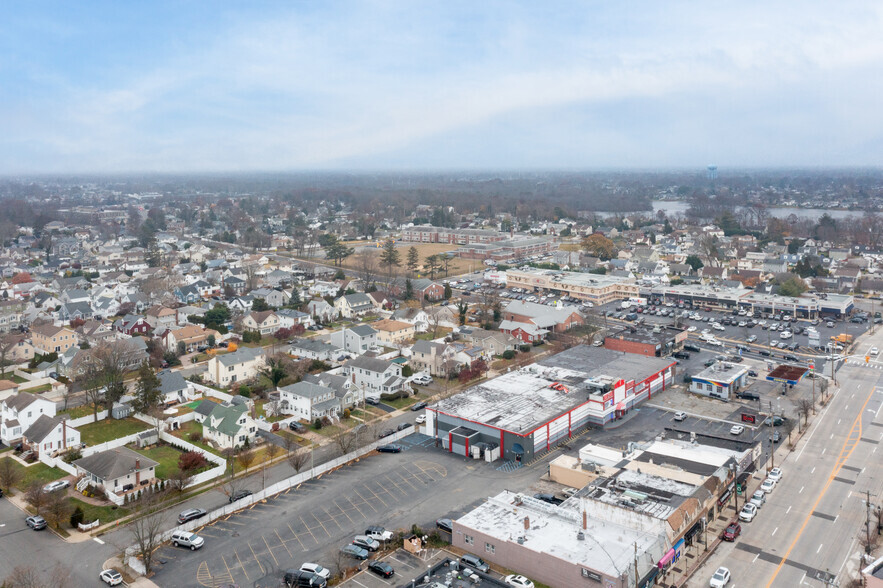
[582, 510, 587, 530]
[523, 516, 530, 531]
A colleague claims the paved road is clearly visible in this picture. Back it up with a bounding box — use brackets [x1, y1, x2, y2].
[694, 326, 883, 587]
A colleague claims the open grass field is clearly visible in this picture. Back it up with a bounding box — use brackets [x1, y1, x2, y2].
[340, 242, 481, 277]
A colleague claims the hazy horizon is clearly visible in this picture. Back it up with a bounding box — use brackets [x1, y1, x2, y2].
[3, 2, 882, 174]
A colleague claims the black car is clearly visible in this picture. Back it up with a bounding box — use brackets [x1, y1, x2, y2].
[436, 518, 453, 533]
[759, 349, 771, 356]
[410, 402, 428, 412]
[283, 569, 327, 588]
[378, 429, 395, 438]
[783, 354, 799, 362]
[288, 421, 305, 432]
[533, 493, 564, 506]
[764, 416, 786, 426]
[377, 444, 403, 453]
[684, 344, 701, 353]
[772, 430, 781, 443]
[747, 370, 758, 377]
[704, 359, 717, 367]
[229, 489, 253, 503]
[736, 391, 760, 401]
[177, 508, 207, 524]
[396, 423, 413, 431]
[367, 561, 395, 578]
[672, 351, 690, 360]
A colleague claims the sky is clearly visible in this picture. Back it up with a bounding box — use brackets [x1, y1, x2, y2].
[2, 1, 883, 173]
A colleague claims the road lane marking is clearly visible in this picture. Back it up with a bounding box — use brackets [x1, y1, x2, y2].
[786, 506, 792, 514]
[275, 529, 293, 558]
[799, 486, 804, 494]
[93, 537, 104, 544]
[287, 523, 306, 551]
[221, 555, 235, 584]
[764, 382, 875, 588]
[753, 553, 760, 562]
[817, 543, 823, 553]
[811, 467, 816, 474]
[772, 527, 778, 536]
[822, 448, 826, 455]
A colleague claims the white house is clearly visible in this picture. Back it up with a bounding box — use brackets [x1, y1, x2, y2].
[276, 308, 314, 329]
[202, 401, 257, 450]
[278, 381, 340, 422]
[334, 293, 375, 318]
[307, 299, 335, 323]
[289, 338, 342, 361]
[342, 356, 407, 401]
[391, 307, 430, 333]
[205, 347, 266, 387]
[23, 415, 81, 457]
[242, 310, 280, 335]
[329, 325, 377, 355]
[308, 281, 339, 298]
[158, 370, 195, 405]
[74, 447, 158, 496]
[0, 392, 57, 445]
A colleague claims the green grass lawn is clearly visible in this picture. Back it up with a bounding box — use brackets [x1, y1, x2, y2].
[275, 429, 312, 447]
[382, 395, 419, 410]
[67, 497, 130, 526]
[78, 418, 151, 446]
[0, 374, 28, 384]
[170, 421, 218, 454]
[0, 457, 68, 491]
[59, 404, 98, 420]
[132, 444, 185, 479]
[23, 383, 52, 394]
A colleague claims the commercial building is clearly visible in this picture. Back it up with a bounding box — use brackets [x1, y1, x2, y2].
[426, 346, 675, 462]
[401, 225, 506, 245]
[690, 362, 749, 401]
[457, 237, 554, 262]
[506, 268, 639, 305]
[604, 326, 687, 357]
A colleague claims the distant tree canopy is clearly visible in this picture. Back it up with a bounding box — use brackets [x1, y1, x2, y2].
[775, 273, 809, 298]
[580, 233, 618, 261]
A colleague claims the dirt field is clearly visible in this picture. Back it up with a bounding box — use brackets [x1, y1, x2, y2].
[342, 242, 481, 277]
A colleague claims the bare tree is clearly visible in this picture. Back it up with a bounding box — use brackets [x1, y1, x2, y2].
[129, 492, 168, 577]
[168, 468, 193, 493]
[42, 490, 73, 530]
[236, 448, 256, 476]
[796, 398, 814, 428]
[75, 341, 131, 421]
[243, 264, 261, 291]
[286, 446, 310, 475]
[0, 456, 22, 493]
[3, 564, 71, 588]
[355, 249, 379, 291]
[333, 428, 358, 457]
[0, 334, 20, 377]
[260, 442, 281, 490]
[24, 481, 47, 514]
[696, 234, 721, 268]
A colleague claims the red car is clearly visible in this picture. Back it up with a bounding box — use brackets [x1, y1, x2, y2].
[722, 522, 741, 541]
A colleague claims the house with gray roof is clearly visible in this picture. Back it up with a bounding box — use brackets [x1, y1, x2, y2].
[334, 292, 375, 318]
[329, 324, 378, 355]
[74, 447, 159, 496]
[289, 338, 342, 361]
[202, 401, 256, 450]
[157, 370, 193, 405]
[205, 346, 266, 387]
[278, 381, 342, 422]
[342, 355, 406, 401]
[306, 299, 335, 323]
[22, 414, 80, 457]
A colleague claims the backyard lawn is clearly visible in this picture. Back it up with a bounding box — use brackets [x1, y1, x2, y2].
[132, 444, 186, 479]
[78, 418, 151, 446]
[169, 421, 217, 454]
[0, 457, 69, 491]
[382, 395, 419, 410]
[59, 404, 98, 420]
[68, 497, 130, 526]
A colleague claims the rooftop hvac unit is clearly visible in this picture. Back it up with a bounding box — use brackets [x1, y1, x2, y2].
[576, 531, 585, 541]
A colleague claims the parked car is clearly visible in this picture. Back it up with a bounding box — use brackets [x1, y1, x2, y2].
[504, 574, 536, 588]
[365, 525, 393, 541]
[171, 530, 205, 550]
[340, 544, 369, 560]
[750, 490, 766, 509]
[722, 522, 741, 541]
[367, 561, 395, 578]
[99, 570, 123, 586]
[735, 391, 759, 401]
[747, 370, 758, 377]
[760, 478, 777, 493]
[177, 508, 207, 524]
[378, 429, 396, 438]
[767, 467, 783, 482]
[365, 397, 380, 405]
[377, 444, 403, 453]
[772, 430, 781, 443]
[673, 411, 688, 422]
[352, 535, 380, 552]
[710, 566, 731, 588]
[42, 480, 70, 493]
[672, 351, 690, 360]
[229, 489, 253, 503]
[397, 423, 413, 431]
[284, 569, 327, 587]
[684, 344, 701, 352]
[411, 401, 428, 411]
[289, 421, 306, 432]
[26, 515, 47, 530]
[729, 425, 744, 435]
[460, 554, 490, 573]
[436, 518, 453, 533]
[299, 563, 331, 579]
[412, 375, 433, 385]
[764, 416, 786, 426]
[415, 414, 426, 424]
[739, 503, 758, 522]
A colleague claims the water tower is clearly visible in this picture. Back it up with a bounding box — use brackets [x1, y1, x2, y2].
[706, 165, 718, 181]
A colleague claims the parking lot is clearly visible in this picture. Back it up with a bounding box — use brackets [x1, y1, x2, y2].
[148, 433, 540, 588]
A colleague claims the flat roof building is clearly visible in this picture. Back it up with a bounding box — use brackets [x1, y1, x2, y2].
[506, 268, 639, 305]
[690, 361, 749, 401]
[426, 346, 675, 462]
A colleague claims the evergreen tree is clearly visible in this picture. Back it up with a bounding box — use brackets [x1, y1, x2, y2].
[406, 246, 419, 274]
[379, 239, 401, 269]
[404, 279, 414, 300]
[443, 283, 452, 299]
[133, 361, 163, 414]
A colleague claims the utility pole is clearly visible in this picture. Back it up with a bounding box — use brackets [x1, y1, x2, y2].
[634, 542, 639, 588]
[866, 489, 875, 556]
[769, 401, 775, 471]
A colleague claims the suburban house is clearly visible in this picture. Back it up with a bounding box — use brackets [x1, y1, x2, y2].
[160, 324, 220, 353]
[307, 299, 335, 323]
[302, 372, 360, 412]
[205, 347, 266, 387]
[0, 333, 36, 364]
[391, 307, 430, 332]
[0, 380, 20, 402]
[242, 310, 280, 335]
[144, 305, 179, 330]
[372, 319, 415, 346]
[0, 391, 57, 445]
[201, 401, 257, 450]
[113, 314, 152, 336]
[22, 415, 81, 457]
[75, 320, 116, 346]
[289, 338, 342, 361]
[59, 301, 94, 322]
[502, 300, 584, 333]
[278, 381, 340, 422]
[410, 278, 445, 301]
[409, 340, 458, 377]
[249, 288, 289, 308]
[334, 293, 375, 318]
[456, 327, 518, 356]
[329, 325, 378, 355]
[158, 370, 194, 405]
[74, 447, 158, 496]
[276, 308, 314, 329]
[342, 356, 407, 401]
[498, 319, 549, 343]
[31, 324, 78, 354]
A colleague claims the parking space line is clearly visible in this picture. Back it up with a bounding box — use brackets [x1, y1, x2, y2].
[310, 511, 334, 537]
[335, 500, 358, 525]
[383, 473, 409, 496]
[396, 471, 421, 491]
[234, 550, 250, 581]
[221, 555, 236, 583]
[262, 535, 280, 567]
[275, 529, 294, 558]
[346, 495, 372, 517]
[323, 506, 346, 530]
[300, 516, 320, 543]
[198, 530, 222, 538]
[247, 541, 265, 574]
[287, 522, 307, 551]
